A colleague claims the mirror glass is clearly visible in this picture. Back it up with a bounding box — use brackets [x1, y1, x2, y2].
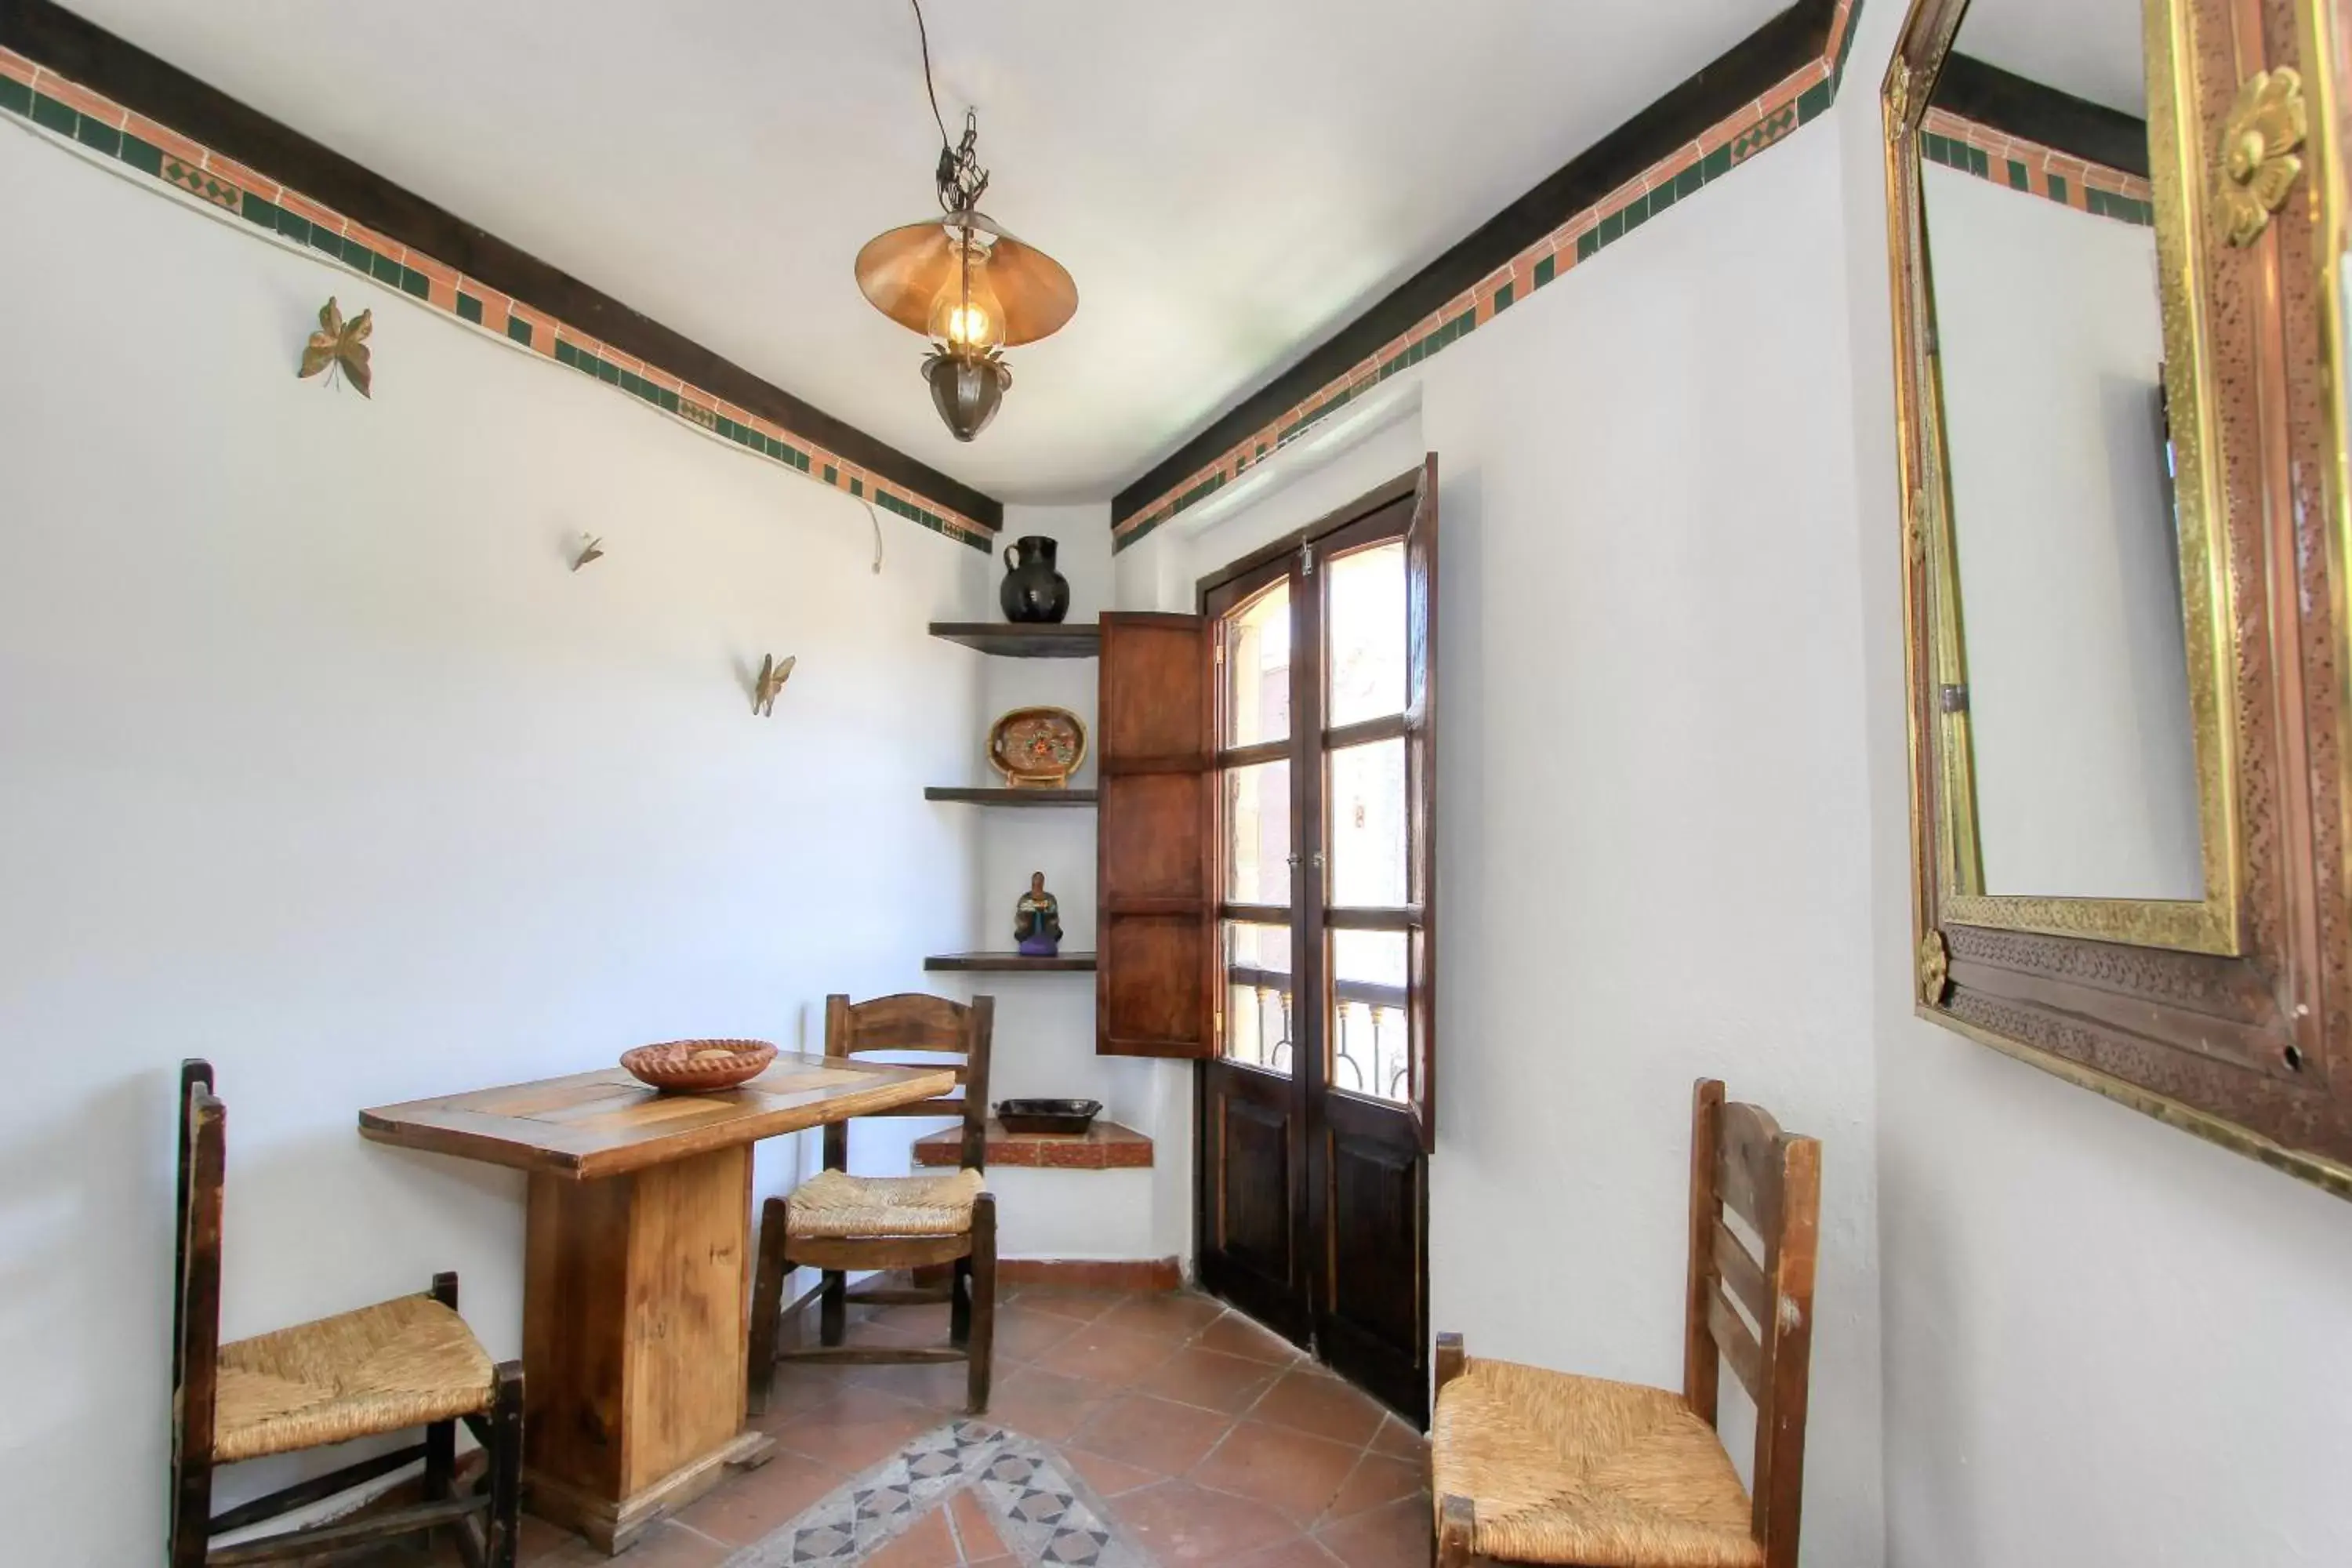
[1922, 0, 2204, 902]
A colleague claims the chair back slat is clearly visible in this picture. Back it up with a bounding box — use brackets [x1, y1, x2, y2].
[1711, 1217, 1769, 1330]
[1704, 1286, 1763, 1398]
[1714, 1101, 1784, 1237]
[1679, 1078, 1821, 1568]
[831, 993, 976, 1054]
[171, 1059, 225, 1568]
[821, 993, 994, 1171]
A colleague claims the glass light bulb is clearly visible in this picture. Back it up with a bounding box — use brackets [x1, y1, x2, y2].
[927, 239, 1006, 351]
[938, 302, 997, 348]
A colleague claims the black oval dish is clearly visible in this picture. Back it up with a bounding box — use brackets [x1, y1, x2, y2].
[995, 1098, 1103, 1135]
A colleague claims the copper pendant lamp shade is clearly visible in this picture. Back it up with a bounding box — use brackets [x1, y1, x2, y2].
[855, 212, 1077, 350]
[865, 2, 1075, 440]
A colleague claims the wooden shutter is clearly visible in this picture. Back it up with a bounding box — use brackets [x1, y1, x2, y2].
[1097, 612, 1216, 1058]
[1405, 455, 1439, 1150]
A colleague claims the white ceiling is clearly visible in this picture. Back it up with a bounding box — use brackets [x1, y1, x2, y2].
[1957, 0, 2146, 118]
[67, 0, 1784, 503]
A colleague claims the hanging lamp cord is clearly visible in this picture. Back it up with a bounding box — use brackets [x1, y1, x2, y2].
[911, 0, 988, 213]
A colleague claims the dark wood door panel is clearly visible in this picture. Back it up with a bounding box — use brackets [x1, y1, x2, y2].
[1199, 1069, 1308, 1341]
[1097, 613, 1214, 1061]
[1324, 1128, 1420, 1345]
[1101, 916, 1208, 1056]
[1100, 775, 1211, 901]
[1316, 1093, 1428, 1421]
[1098, 612, 1211, 760]
[1218, 1090, 1294, 1276]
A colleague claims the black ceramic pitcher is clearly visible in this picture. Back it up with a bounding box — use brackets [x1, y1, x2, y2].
[999, 535, 1071, 623]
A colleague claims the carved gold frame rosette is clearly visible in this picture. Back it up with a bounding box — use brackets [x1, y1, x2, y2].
[1886, 0, 2352, 1201]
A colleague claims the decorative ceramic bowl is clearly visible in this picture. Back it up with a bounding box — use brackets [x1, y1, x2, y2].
[620, 1038, 776, 1094]
[989, 706, 1088, 789]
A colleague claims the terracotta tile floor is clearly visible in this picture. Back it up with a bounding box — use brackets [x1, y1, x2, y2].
[359, 1283, 1432, 1566]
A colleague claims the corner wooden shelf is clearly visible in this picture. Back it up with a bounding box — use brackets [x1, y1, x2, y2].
[923, 952, 1098, 973]
[928, 622, 1101, 659]
[924, 786, 1098, 807]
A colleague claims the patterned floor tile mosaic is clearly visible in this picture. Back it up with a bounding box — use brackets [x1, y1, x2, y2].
[715, 1418, 1149, 1568]
[351, 1283, 1429, 1568]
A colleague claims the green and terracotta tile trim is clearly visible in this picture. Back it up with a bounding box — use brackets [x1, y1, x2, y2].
[1112, 0, 1869, 553]
[0, 46, 991, 553]
[1920, 106, 2154, 226]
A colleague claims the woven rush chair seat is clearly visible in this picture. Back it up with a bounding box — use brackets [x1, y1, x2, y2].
[750, 993, 999, 1418]
[1434, 1357, 1762, 1568]
[784, 1167, 986, 1238]
[213, 1293, 497, 1465]
[1434, 1083, 1821, 1568]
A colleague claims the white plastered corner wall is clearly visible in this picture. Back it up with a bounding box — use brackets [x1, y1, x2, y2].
[0, 122, 994, 1559]
[1115, 105, 1889, 1566]
[1837, 5, 2352, 1563]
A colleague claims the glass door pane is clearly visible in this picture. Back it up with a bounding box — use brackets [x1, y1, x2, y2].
[1225, 760, 1293, 906]
[1225, 580, 1292, 747]
[1222, 920, 1295, 1075]
[1330, 929, 1409, 1104]
[1327, 739, 1406, 907]
[1325, 541, 1407, 727]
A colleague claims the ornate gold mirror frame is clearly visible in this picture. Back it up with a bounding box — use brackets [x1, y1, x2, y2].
[1887, 0, 2352, 1199]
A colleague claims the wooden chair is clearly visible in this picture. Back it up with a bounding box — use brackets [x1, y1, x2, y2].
[746, 993, 997, 1417]
[1432, 1080, 1820, 1568]
[170, 1060, 524, 1567]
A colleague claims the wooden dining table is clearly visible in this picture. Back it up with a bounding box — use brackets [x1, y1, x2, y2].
[358, 1052, 960, 1555]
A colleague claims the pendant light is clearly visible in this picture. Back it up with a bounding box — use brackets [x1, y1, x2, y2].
[855, 2, 1076, 441]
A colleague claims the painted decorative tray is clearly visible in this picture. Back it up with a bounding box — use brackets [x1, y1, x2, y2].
[620, 1038, 776, 1093]
[989, 706, 1088, 789]
[996, 1098, 1103, 1136]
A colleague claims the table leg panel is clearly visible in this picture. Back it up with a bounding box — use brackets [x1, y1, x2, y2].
[622, 1143, 753, 1494]
[521, 1145, 760, 1552]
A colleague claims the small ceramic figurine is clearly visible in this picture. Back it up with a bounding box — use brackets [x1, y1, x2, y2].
[1014, 872, 1063, 956]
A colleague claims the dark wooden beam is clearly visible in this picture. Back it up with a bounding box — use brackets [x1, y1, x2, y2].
[1112, 0, 1837, 524]
[0, 0, 1001, 531]
[1929, 53, 2151, 180]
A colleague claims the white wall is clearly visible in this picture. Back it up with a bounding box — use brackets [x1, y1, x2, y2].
[1117, 117, 1888, 1566]
[1925, 162, 2201, 901]
[0, 129, 993, 1562]
[1838, 5, 2352, 1563]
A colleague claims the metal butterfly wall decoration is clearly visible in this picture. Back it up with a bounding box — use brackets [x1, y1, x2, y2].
[753, 654, 797, 717]
[297, 297, 373, 397]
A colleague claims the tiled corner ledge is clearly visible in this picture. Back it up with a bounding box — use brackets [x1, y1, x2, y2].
[0, 45, 991, 553]
[913, 1119, 1153, 1171]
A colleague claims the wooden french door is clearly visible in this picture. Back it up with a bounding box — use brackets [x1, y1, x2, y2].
[1193, 459, 1437, 1422]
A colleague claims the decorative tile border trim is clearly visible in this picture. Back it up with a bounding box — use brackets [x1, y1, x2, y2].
[0, 46, 993, 553]
[1111, 0, 1868, 553]
[1920, 106, 2154, 226]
